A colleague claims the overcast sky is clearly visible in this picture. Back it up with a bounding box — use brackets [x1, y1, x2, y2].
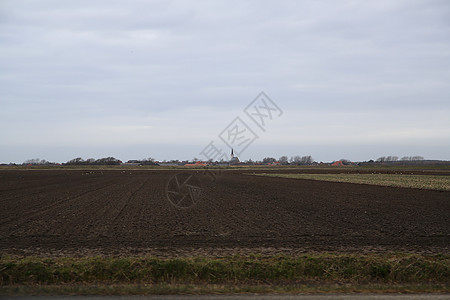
[1, 0, 449, 163]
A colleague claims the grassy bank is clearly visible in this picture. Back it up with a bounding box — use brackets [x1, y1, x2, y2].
[255, 173, 450, 191]
[1, 254, 449, 294]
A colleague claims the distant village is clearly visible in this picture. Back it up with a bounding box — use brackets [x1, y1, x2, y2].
[6, 152, 448, 167]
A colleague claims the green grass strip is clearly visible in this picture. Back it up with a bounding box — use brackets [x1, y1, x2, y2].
[255, 173, 450, 191]
[1, 254, 449, 286]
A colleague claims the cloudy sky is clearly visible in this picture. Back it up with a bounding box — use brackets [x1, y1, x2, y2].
[1, 0, 449, 163]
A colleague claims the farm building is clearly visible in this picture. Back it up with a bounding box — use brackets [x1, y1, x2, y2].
[331, 160, 344, 166]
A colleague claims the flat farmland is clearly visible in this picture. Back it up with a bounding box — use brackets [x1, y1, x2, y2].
[0, 169, 449, 257]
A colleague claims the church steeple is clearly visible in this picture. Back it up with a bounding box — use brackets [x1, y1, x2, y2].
[229, 148, 240, 165]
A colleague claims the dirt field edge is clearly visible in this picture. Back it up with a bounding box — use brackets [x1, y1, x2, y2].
[1, 283, 449, 296]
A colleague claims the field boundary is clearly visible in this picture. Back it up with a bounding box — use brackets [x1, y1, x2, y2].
[252, 173, 450, 191]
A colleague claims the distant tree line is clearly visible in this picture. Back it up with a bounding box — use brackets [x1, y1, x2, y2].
[23, 158, 56, 165]
[125, 158, 158, 166]
[18, 154, 439, 167]
[400, 156, 425, 161]
[376, 156, 424, 162]
[289, 155, 314, 165]
[64, 157, 122, 165]
[258, 155, 314, 165]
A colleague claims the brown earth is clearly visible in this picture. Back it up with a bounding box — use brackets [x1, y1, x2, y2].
[0, 169, 448, 257]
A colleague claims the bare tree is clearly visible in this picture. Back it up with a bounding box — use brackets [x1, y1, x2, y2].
[23, 158, 52, 165]
[300, 155, 313, 164]
[290, 155, 301, 164]
[24, 158, 40, 165]
[385, 156, 398, 162]
[289, 155, 313, 165]
[262, 157, 276, 164]
[245, 158, 254, 165]
[279, 156, 289, 165]
[96, 157, 121, 165]
[340, 159, 351, 165]
[66, 157, 85, 165]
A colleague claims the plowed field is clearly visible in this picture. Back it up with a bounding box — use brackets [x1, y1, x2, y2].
[1, 169, 448, 256]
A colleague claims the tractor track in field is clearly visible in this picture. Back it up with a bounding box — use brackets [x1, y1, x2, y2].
[0, 178, 122, 228]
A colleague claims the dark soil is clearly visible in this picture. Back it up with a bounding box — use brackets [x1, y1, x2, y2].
[0, 169, 448, 257]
